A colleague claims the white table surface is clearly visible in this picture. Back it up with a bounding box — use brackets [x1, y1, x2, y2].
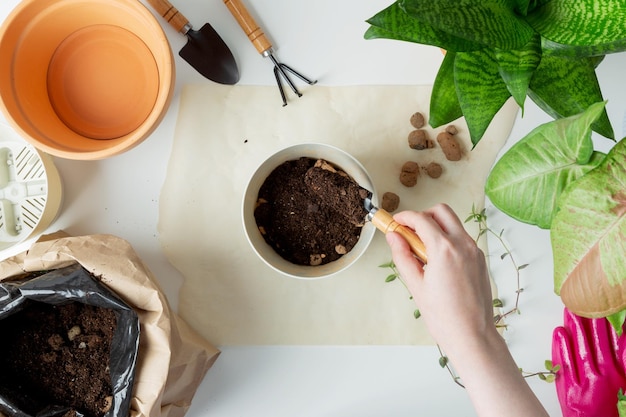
[2, 1, 625, 415]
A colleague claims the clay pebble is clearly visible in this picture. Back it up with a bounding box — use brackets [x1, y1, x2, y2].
[399, 161, 419, 187]
[437, 131, 462, 161]
[408, 129, 434, 150]
[424, 162, 443, 178]
[381, 192, 400, 212]
[410, 112, 426, 129]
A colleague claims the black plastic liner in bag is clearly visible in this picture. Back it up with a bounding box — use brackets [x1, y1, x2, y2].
[0, 263, 140, 417]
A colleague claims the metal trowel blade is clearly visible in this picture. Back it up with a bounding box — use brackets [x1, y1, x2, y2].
[180, 23, 240, 85]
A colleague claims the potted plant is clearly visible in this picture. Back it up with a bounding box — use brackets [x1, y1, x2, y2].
[365, 0, 626, 371]
[485, 101, 626, 332]
[364, 0, 626, 146]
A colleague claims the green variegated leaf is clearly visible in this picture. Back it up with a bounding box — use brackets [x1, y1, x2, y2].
[552, 137, 626, 318]
[607, 310, 626, 336]
[454, 50, 511, 146]
[365, 2, 483, 51]
[485, 101, 607, 229]
[399, 0, 535, 49]
[510, 0, 550, 16]
[429, 52, 462, 128]
[495, 33, 542, 110]
[527, 0, 626, 47]
[619, 389, 626, 417]
[529, 56, 614, 140]
[542, 38, 626, 58]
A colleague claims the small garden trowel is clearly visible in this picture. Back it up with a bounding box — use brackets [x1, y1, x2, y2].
[305, 160, 428, 264]
[146, 0, 239, 85]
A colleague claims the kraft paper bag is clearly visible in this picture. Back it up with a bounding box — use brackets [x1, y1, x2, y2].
[0, 233, 220, 417]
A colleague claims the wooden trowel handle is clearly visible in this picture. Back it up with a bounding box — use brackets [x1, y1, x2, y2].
[371, 209, 428, 264]
[223, 0, 272, 55]
[145, 0, 189, 34]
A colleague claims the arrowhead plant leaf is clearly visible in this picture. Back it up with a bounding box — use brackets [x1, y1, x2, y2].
[485, 101, 607, 229]
[552, 136, 626, 318]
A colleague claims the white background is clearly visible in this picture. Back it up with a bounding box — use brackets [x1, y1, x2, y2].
[2, 0, 625, 415]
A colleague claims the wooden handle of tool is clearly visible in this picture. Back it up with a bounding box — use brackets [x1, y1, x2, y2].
[145, 0, 189, 33]
[223, 0, 272, 55]
[371, 209, 428, 264]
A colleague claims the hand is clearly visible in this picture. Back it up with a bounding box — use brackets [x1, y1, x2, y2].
[552, 308, 626, 417]
[385, 204, 548, 417]
[385, 204, 494, 353]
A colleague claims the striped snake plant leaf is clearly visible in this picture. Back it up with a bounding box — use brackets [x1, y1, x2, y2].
[542, 38, 626, 58]
[454, 50, 512, 146]
[528, 55, 615, 140]
[364, 1, 483, 52]
[399, 0, 535, 50]
[526, 0, 626, 48]
[495, 33, 542, 111]
[509, 0, 551, 16]
[429, 52, 463, 128]
[485, 101, 607, 229]
[552, 135, 626, 320]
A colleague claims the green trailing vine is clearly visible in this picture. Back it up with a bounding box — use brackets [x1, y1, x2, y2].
[465, 204, 527, 328]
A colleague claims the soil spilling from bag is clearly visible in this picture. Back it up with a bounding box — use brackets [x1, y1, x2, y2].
[0, 301, 117, 417]
[254, 157, 367, 266]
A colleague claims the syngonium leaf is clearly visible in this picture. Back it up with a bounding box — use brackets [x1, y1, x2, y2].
[529, 55, 615, 140]
[495, 33, 542, 110]
[429, 52, 462, 128]
[485, 101, 607, 229]
[619, 388, 626, 417]
[607, 310, 626, 336]
[364, 1, 483, 52]
[399, 0, 535, 50]
[527, 0, 626, 48]
[552, 136, 626, 319]
[454, 50, 511, 146]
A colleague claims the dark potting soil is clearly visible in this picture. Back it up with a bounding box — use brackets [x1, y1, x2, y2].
[254, 157, 365, 266]
[0, 301, 117, 417]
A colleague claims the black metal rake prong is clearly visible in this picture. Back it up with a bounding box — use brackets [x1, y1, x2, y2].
[267, 51, 317, 106]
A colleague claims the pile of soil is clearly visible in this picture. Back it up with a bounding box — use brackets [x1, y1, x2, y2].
[0, 301, 117, 417]
[254, 157, 365, 266]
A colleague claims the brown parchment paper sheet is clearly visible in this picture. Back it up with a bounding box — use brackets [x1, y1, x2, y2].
[0, 233, 220, 417]
[159, 84, 518, 345]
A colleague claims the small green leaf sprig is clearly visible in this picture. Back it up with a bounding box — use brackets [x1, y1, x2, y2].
[379, 261, 421, 319]
[465, 204, 528, 328]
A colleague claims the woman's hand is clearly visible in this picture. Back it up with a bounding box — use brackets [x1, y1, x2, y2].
[385, 203, 493, 353]
[385, 204, 548, 417]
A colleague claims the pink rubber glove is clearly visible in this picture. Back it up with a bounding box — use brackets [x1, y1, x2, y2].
[552, 308, 626, 417]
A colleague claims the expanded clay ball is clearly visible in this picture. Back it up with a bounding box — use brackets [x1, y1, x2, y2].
[408, 129, 434, 150]
[410, 112, 426, 129]
[437, 131, 462, 161]
[381, 192, 400, 212]
[400, 161, 419, 187]
[424, 162, 443, 178]
[445, 125, 458, 135]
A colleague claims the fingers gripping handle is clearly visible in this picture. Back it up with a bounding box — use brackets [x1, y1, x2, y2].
[223, 0, 272, 55]
[371, 209, 428, 264]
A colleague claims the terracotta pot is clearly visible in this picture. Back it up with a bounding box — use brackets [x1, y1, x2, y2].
[0, 0, 174, 160]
